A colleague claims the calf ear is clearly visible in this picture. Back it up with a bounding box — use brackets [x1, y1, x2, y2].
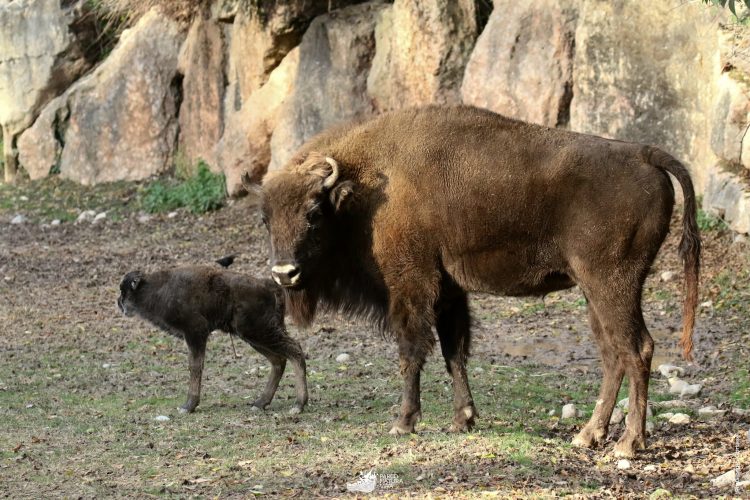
[329, 180, 353, 212]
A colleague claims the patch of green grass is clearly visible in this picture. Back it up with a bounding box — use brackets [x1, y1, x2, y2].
[140, 162, 226, 214]
[710, 269, 750, 312]
[0, 176, 138, 222]
[697, 207, 727, 232]
[731, 368, 750, 408]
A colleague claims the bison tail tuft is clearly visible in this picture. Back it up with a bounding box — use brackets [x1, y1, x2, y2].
[643, 146, 701, 362]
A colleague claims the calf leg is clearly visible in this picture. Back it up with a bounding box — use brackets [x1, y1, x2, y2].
[180, 337, 208, 413]
[572, 304, 624, 448]
[250, 347, 286, 411]
[435, 287, 477, 432]
[247, 333, 308, 413]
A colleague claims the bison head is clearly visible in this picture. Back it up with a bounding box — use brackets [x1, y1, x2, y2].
[256, 152, 353, 289]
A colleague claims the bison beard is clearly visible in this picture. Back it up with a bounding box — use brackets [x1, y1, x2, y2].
[258, 105, 701, 459]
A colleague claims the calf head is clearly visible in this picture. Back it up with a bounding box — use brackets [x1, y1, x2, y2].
[256, 152, 353, 289]
[117, 270, 145, 316]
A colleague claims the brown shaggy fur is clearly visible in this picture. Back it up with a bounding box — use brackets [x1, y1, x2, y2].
[258, 105, 700, 458]
[117, 266, 308, 414]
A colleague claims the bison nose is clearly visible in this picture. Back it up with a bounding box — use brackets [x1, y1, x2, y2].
[271, 263, 301, 287]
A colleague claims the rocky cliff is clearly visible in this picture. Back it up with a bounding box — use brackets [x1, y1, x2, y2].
[3, 0, 750, 232]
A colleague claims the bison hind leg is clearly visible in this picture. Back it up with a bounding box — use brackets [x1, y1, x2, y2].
[435, 284, 477, 432]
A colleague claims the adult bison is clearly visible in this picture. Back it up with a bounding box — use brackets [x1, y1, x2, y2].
[254, 105, 700, 458]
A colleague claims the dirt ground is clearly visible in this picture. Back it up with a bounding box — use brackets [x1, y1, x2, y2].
[1, 184, 749, 498]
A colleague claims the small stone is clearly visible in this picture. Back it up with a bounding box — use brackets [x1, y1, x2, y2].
[102, 363, 111, 369]
[92, 212, 107, 224]
[473, 366, 484, 374]
[616, 459, 631, 470]
[658, 364, 684, 378]
[699, 300, 713, 309]
[167, 211, 178, 219]
[610, 407, 625, 425]
[644, 464, 657, 472]
[137, 214, 151, 224]
[547, 408, 556, 416]
[711, 470, 736, 488]
[51, 219, 61, 226]
[660, 270, 676, 282]
[669, 413, 690, 424]
[76, 210, 96, 223]
[25, 403, 34, 409]
[658, 412, 675, 420]
[154, 415, 170, 422]
[19, 195, 28, 201]
[618, 397, 629, 409]
[733, 233, 747, 245]
[561, 403, 577, 419]
[646, 420, 654, 435]
[335, 353, 350, 363]
[10, 214, 26, 225]
[698, 405, 727, 417]
[732, 407, 750, 416]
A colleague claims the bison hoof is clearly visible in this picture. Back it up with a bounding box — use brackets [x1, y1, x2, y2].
[449, 405, 477, 432]
[613, 431, 645, 458]
[571, 425, 606, 449]
[388, 423, 415, 435]
[179, 402, 198, 414]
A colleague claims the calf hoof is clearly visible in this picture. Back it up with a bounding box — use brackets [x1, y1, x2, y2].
[571, 425, 606, 449]
[449, 405, 477, 432]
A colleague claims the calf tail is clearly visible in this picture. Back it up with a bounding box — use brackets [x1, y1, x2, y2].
[642, 146, 701, 361]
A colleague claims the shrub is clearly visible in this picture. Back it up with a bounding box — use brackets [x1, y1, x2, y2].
[140, 162, 226, 214]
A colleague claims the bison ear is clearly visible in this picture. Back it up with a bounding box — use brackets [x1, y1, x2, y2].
[329, 180, 353, 212]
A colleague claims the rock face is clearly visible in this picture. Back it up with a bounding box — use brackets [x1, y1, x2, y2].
[711, 72, 750, 169]
[461, 0, 576, 127]
[224, 0, 364, 115]
[367, 0, 478, 112]
[18, 9, 184, 184]
[269, 2, 386, 170]
[0, 0, 94, 181]
[703, 163, 750, 233]
[177, 14, 226, 168]
[570, 0, 719, 191]
[215, 48, 299, 196]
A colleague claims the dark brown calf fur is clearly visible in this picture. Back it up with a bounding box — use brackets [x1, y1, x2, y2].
[256, 105, 700, 458]
[117, 266, 308, 414]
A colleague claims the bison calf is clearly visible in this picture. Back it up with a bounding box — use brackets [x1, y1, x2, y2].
[117, 266, 308, 414]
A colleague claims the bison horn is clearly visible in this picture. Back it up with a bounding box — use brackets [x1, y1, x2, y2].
[322, 157, 339, 189]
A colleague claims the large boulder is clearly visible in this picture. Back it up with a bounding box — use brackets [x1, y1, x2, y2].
[711, 72, 750, 170]
[177, 14, 226, 168]
[225, 0, 364, 115]
[703, 162, 750, 234]
[215, 48, 299, 196]
[18, 9, 185, 184]
[0, 0, 94, 181]
[570, 0, 721, 190]
[461, 0, 577, 127]
[269, 2, 386, 170]
[367, 0, 478, 112]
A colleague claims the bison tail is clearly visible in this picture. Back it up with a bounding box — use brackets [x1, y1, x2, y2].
[643, 146, 701, 361]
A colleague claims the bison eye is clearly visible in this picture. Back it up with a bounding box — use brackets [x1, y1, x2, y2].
[306, 205, 322, 223]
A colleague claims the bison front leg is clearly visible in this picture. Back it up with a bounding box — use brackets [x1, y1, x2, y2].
[436, 288, 477, 432]
[180, 337, 207, 413]
[387, 292, 437, 435]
